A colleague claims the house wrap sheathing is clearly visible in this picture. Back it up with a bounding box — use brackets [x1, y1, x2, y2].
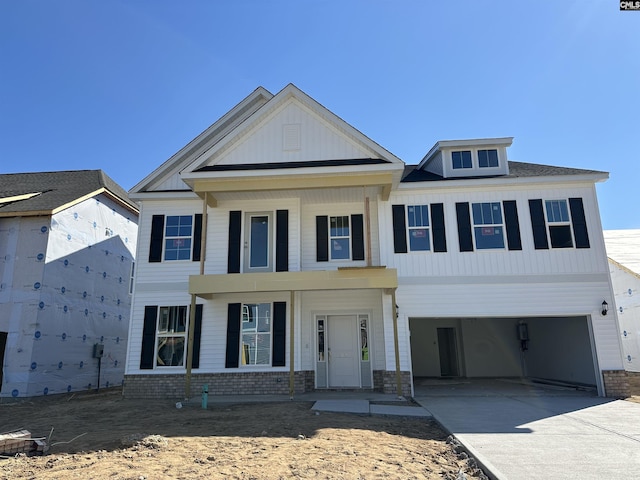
[0, 171, 138, 397]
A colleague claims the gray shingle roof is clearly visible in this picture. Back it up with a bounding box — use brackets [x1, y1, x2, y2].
[401, 161, 607, 182]
[0, 170, 138, 216]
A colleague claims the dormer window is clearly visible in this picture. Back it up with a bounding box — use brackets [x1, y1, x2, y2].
[452, 151, 472, 169]
[478, 149, 499, 168]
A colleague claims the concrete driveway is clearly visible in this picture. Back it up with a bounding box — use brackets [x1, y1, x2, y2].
[413, 379, 640, 480]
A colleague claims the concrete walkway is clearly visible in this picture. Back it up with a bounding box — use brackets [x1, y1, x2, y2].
[413, 379, 640, 480]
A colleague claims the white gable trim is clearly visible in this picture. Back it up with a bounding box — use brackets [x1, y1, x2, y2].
[130, 87, 273, 195]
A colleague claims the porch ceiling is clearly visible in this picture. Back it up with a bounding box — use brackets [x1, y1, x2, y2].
[189, 267, 398, 298]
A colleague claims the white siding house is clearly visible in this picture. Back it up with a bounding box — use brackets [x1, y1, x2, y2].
[124, 84, 625, 399]
[0, 171, 139, 397]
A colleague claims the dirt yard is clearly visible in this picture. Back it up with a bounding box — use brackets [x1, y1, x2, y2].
[0, 388, 485, 479]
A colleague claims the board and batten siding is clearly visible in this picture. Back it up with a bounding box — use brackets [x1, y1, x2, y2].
[381, 183, 609, 278]
[212, 100, 377, 167]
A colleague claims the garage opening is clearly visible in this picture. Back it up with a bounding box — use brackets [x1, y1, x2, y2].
[409, 316, 597, 388]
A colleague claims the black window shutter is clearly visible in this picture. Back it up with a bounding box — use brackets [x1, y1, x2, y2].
[140, 306, 158, 369]
[455, 202, 474, 252]
[272, 301, 287, 367]
[190, 304, 203, 369]
[227, 211, 242, 273]
[276, 210, 289, 272]
[148, 215, 165, 262]
[225, 303, 241, 368]
[528, 199, 549, 249]
[569, 198, 590, 248]
[392, 205, 408, 253]
[192, 214, 203, 262]
[351, 214, 365, 261]
[316, 216, 329, 262]
[430, 203, 447, 253]
[503, 201, 522, 251]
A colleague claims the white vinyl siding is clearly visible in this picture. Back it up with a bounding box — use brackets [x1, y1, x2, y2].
[383, 184, 608, 278]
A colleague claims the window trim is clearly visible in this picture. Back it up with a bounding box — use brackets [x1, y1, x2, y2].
[471, 201, 506, 250]
[163, 215, 194, 261]
[406, 204, 431, 252]
[155, 305, 188, 368]
[244, 211, 274, 273]
[329, 215, 351, 261]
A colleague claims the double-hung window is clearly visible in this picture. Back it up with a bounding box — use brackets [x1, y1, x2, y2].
[241, 303, 271, 366]
[164, 215, 193, 260]
[452, 150, 472, 169]
[472, 202, 505, 249]
[156, 306, 187, 367]
[545, 200, 573, 248]
[407, 205, 430, 251]
[330, 216, 350, 260]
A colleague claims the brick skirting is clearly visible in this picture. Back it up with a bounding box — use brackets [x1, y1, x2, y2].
[601, 370, 640, 398]
[124, 370, 413, 399]
[123, 371, 315, 399]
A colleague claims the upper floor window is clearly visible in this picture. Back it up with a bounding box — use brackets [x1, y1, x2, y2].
[545, 200, 573, 248]
[164, 215, 193, 260]
[407, 205, 430, 251]
[452, 150, 472, 169]
[472, 202, 505, 249]
[478, 149, 498, 168]
[330, 216, 350, 260]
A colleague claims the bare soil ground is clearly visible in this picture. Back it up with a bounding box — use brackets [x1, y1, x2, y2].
[0, 388, 485, 480]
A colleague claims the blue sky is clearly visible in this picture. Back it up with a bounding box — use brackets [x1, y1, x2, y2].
[1, 1, 638, 229]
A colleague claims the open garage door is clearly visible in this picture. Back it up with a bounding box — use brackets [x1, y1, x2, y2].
[409, 316, 598, 388]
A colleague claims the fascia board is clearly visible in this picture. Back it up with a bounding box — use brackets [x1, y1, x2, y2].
[396, 172, 608, 191]
[129, 190, 200, 201]
[130, 87, 273, 194]
[0, 209, 53, 218]
[182, 84, 405, 174]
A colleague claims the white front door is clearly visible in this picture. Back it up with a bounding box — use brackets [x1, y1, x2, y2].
[328, 315, 360, 387]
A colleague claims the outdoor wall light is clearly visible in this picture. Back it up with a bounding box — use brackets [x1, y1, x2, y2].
[601, 300, 608, 316]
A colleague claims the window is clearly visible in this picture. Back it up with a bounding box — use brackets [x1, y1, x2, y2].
[156, 306, 187, 367]
[452, 150, 472, 169]
[478, 149, 498, 168]
[407, 205, 430, 251]
[128, 261, 135, 295]
[245, 213, 272, 271]
[164, 215, 193, 260]
[545, 200, 573, 248]
[330, 216, 350, 260]
[241, 303, 271, 366]
[472, 202, 505, 249]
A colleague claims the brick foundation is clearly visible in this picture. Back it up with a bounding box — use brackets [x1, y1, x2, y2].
[602, 370, 631, 398]
[372, 370, 412, 396]
[124, 371, 315, 399]
[627, 371, 640, 396]
[124, 370, 413, 399]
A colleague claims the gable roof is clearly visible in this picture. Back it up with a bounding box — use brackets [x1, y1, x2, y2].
[129, 87, 274, 195]
[401, 161, 608, 183]
[0, 170, 138, 218]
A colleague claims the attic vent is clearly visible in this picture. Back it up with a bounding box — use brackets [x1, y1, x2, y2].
[283, 124, 301, 151]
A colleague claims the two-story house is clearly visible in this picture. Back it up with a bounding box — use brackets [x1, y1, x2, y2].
[124, 84, 625, 399]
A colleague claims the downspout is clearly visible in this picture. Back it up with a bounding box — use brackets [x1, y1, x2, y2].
[186, 192, 208, 399]
[289, 290, 295, 399]
[391, 289, 403, 397]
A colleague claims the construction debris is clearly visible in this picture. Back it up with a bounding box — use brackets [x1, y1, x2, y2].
[0, 429, 47, 456]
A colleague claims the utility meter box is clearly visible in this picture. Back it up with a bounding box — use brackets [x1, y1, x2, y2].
[93, 343, 104, 358]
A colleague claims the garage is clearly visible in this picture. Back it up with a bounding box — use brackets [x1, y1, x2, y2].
[409, 316, 598, 388]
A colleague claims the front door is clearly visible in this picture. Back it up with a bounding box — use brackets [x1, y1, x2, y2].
[328, 315, 360, 387]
